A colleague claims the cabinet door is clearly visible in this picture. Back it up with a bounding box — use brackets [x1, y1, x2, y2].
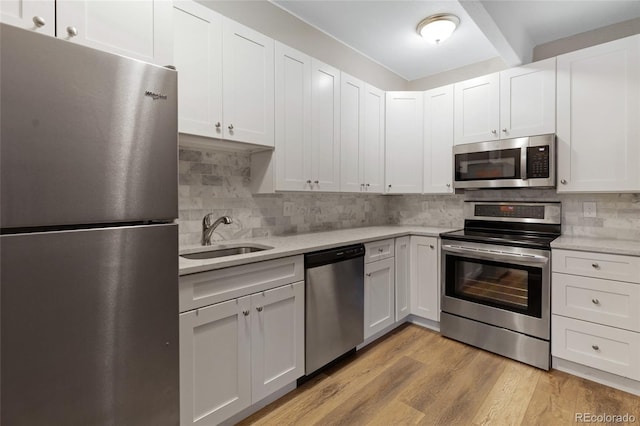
[394, 236, 411, 322]
[56, 0, 173, 66]
[385, 91, 423, 194]
[557, 35, 640, 192]
[275, 42, 312, 191]
[363, 84, 385, 193]
[340, 72, 365, 192]
[423, 85, 454, 194]
[251, 282, 305, 402]
[222, 18, 274, 147]
[180, 297, 251, 426]
[311, 59, 341, 191]
[410, 236, 439, 321]
[0, 0, 54, 36]
[454, 73, 500, 145]
[173, 1, 222, 139]
[364, 258, 395, 339]
[500, 57, 556, 139]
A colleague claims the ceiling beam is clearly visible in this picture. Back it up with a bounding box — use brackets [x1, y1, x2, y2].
[458, 0, 533, 66]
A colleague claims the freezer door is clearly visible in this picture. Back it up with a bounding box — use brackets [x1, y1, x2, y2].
[1, 224, 179, 426]
[0, 23, 177, 228]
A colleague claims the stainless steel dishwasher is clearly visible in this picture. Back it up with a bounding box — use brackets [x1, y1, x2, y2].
[304, 244, 365, 375]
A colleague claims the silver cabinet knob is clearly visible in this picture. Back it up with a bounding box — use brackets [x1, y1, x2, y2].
[33, 16, 46, 28]
[592, 298, 600, 305]
[502, 128, 508, 133]
[306, 180, 312, 184]
[256, 306, 263, 312]
[388, 184, 392, 188]
[215, 122, 221, 129]
[446, 183, 451, 187]
[592, 263, 600, 269]
[491, 129, 497, 135]
[228, 124, 234, 130]
[66, 26, 78, 37]
[592, 345, 599, 351]
[378, 248, 383, 253]
[314, 180, 319, 184]
[560, 179, 567, 184]
[360, 183, 364, 187]
[366, 273, 371, 277]
[366, 183, 370, 187]
[242, 309, 250, 316]
[429, 244, 434, 249]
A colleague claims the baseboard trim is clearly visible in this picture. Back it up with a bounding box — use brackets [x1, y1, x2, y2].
[552, 357, 640, 396]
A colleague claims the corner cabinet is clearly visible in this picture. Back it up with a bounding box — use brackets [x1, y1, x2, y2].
[410, 236, 439, 322]
[179, 256, 305, 425]
[173, 0, 274, 148]
[454, 58, 555, 145]
[340, 73, 385, 193]
[557, 35, 640, 193]
[423, 85, 454, 194]
[385, 92, 424, 194]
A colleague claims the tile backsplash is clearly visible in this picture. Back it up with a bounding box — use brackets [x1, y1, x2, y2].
[178, 148, 388, 247]
[178, 147, 640, 248]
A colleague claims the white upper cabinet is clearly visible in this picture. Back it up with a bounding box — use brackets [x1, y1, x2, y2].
[557, 35, 640, 193]
[454, 58, 556, 145]
[56, 0, 173, 66]
[173, 0, 274, 148]
[423, 85, 454, 194]
[1, 0, 55, 36]
[500, 57, 556, 139]
[274, 42, 312, 191]
[340, 73, 385, 193]
[222, 18, 274, 147]
[454, 73, 500, 145]
[173, 1, 222, 139]
[385, 91, 424, 194]
[311, 59, 341, 191]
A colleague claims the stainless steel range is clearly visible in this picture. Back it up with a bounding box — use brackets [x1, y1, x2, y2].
[440, 201, 561, 370]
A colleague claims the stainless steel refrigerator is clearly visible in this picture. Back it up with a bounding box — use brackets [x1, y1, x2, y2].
[0, 23, 179, 425]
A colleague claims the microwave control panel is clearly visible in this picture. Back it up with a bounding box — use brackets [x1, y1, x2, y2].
[527, 146, 550, 178]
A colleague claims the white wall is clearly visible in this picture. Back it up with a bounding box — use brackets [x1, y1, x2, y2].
[195, 0, 407, 91]
[406, 57, 507, 91]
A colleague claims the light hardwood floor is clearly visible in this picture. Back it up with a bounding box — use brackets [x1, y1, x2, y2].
[238, 324, 640, 425]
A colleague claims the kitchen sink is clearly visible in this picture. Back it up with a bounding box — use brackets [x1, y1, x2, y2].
[180, 243, 273, 260]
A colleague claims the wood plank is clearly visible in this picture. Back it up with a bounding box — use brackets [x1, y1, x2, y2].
[522, 369, 580, 425]
[366, 400, 425, 426]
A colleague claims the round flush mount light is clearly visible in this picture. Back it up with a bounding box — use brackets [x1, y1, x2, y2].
[416, 14, 460, 45]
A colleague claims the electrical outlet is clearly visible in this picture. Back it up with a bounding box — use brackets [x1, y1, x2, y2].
[583, 201, 597, 218]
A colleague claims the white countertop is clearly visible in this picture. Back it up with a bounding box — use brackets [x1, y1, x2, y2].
[551, 235, 640, 257]
[179, 225, 458, 275]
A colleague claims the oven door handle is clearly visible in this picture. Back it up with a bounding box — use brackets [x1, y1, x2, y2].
[442, 244, 549, 265]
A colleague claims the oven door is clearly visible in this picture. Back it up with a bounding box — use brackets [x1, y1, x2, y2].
[441, 240, 550, 340]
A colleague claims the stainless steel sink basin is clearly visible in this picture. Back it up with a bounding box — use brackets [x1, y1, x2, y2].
[180, 243, 273, 260]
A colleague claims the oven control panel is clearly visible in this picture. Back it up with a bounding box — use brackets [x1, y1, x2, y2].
[474, 204, 545, 219]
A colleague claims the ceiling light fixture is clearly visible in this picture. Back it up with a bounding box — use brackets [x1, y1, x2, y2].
[416, 13, 460, 45]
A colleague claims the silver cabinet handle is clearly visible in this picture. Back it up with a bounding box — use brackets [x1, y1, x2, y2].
[592, 298, 600, 305]
[215, 122, 221, 128]
[429, 244, 434, 249]
[33, 16, 46, 27]
[306, 180, 312, 184]
[366, 273, 371, 277]
[360, 183, 364, 187]
[502, 128, 508, 133]
[560, 179, 567, 184]
[256, 306, 263, 312]
[228, 124, 234, 130]
[378, 248, 383, 253]
[242, 309, 250, 316]
[446, 183, 451, 187]
[592, 345, 599, 351]
[491, 129, 497, 135]
[366, 183, 370, 187]
[314, 180, 319, 184]
[66, 26, 78, 37]
[592, 263, 600, 269]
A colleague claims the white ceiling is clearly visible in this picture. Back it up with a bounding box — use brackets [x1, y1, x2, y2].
[272, 0, 640, 81]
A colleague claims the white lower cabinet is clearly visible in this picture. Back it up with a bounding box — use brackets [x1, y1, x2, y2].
[180, 282, 304, 425]
[410, 236, 439, 321]
[364, 257, 395, 339]
[394, 236, 411, 322]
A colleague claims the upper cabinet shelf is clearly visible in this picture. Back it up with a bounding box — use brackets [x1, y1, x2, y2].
[454, 58, 556, 145]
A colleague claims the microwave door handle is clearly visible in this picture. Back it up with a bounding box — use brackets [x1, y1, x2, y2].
[442, 244, 549, 265]
[521, 147, 528, 180]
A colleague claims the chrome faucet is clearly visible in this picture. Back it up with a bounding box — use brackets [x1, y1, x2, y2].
[201, 214, 233, 246]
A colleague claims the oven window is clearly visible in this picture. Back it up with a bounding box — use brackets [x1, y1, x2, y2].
[455, 148, 521, 181]
[445, 255, 542, 317]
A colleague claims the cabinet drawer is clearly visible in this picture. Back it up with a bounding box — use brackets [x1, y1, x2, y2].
[179, 256, 304, 312]
[552, 273, 640, 332]
[552, 315, 640, 380]
[552, 249, 640, 283]
[364, 239, 394, 263]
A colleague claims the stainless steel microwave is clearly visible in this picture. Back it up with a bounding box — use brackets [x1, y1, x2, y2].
[453, 134, 555, 189]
